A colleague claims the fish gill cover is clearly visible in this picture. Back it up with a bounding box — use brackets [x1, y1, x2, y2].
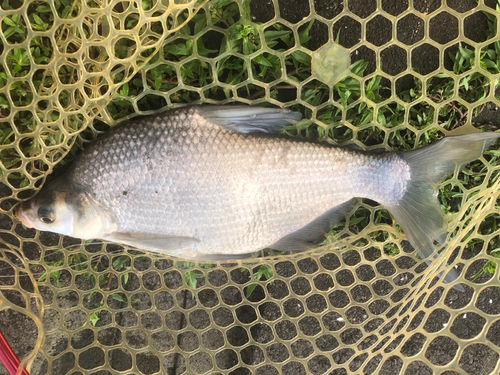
[0, 0, 499, 374]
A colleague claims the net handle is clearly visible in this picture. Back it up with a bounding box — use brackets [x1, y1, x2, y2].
[0, 330, 29, 375]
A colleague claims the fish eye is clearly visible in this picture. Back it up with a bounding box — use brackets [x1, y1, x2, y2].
[37, 206, 55, 224]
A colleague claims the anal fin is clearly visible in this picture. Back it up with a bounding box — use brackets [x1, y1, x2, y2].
[268, 199, 357, 252]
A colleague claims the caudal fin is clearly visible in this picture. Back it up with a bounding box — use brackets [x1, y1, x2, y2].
[386, 132, 500, 260]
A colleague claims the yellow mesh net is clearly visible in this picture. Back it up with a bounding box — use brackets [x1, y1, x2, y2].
[1, 0, 500, 374]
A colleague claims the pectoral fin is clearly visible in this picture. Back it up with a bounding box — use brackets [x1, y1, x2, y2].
[193, 253, 255, 262]
[106, 232, 200, 253]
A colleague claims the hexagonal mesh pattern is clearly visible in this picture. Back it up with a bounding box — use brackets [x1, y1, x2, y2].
[0, 0, 500, 374]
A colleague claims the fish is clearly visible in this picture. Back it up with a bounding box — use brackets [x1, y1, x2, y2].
[15, 105, 500, 265]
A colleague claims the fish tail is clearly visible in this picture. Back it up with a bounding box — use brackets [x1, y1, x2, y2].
[385, 133, 499, 281]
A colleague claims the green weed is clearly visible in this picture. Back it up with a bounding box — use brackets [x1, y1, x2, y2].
[245, 264, 274, 298]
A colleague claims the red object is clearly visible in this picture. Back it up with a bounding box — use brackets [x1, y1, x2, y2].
[0, 330, 29, 375]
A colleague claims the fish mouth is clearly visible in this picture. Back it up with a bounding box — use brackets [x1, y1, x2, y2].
[15, 205, 34, 229]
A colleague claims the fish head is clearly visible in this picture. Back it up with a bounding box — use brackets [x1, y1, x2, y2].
[16, 178, 115, 240]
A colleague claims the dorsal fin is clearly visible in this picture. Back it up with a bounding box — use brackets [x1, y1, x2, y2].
[197, 105, 302, 134]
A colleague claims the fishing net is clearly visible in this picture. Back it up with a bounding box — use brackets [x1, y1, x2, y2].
[0, 0, 500, 373]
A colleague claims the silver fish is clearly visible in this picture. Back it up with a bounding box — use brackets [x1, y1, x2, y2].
[16, 106, 500, 262]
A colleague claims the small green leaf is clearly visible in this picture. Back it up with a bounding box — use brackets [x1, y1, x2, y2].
[36, 4, 51, 12]
[348, 216, 366, 226]
[197, 39, 217, 56]
[291, 50, 311, 65]
[111, 294, 127, 303]
[299, 19, 315, 45]
[3, 17, 16, 27]
[38, 271, 47, 282]
[242, 37, 253, 55]
[89, 312, 100, 326]
[253, 54, 272, 67]
[350, 59, 368, 77]
[32, 14, 44, 26]
[51, 271, 61, 288]
[264, 30, 291, 44]
[194, 16, 207, 34]
[253, 265, 273, 281]
[119, 82, 129, 96]
[245, 283, 257, 298]
[459, 44, 474, 59]
[112, 255, 129, 269]
[185, 270, 204, 289]
[164, 43, 191, 56]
